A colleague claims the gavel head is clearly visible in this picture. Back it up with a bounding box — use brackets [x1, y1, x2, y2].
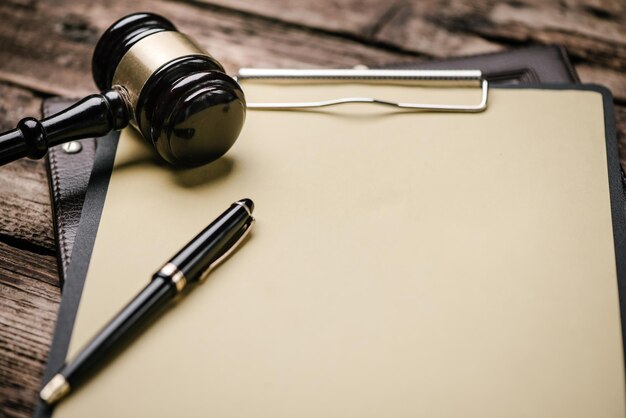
[92, 13, 246, 166]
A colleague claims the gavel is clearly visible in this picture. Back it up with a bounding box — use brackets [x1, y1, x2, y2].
[0, 12, 246, 167]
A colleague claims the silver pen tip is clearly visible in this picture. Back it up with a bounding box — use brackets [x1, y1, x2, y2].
[236, 198, 254, 215]
[40, 374, 70, 405]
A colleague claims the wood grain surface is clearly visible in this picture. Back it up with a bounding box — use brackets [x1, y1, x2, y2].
[0, 1, 625, 417]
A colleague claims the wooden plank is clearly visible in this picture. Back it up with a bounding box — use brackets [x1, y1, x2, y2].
[0, 0, 417, 97]
[425, 0, 626, 71]
[360, 1, 505, 57]
[0, 82, 58, 418]
[0, 240, 59, 418]
[179, 0, 626, 72]
[0, 83, 54, 253]
[176, 0, 504, 57]
[173, 0, 393, 36]
[2, 1, 624, 101]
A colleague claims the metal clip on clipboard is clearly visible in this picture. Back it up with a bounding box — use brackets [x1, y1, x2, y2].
[237, 68, 489, 113]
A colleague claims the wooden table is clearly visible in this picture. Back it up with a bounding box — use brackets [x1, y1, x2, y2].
[0, 1, 625, 416]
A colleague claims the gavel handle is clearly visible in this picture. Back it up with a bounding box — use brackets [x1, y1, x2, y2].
[0, 88, 130, 166]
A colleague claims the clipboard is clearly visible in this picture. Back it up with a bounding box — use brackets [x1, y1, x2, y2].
[38, 70, 626, 418]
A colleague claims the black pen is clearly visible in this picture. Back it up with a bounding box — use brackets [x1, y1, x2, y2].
[40, 198, 255, 405]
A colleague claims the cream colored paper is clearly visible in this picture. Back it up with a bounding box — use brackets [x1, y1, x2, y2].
[56, 83, 625, 418]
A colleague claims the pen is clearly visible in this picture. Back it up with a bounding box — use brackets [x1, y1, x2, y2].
[40, 198, 255, 405]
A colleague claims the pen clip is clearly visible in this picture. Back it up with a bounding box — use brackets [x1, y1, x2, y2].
[200, 217, 255, 281]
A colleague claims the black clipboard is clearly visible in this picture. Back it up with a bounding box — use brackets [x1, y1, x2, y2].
[36, 83, 626, 417]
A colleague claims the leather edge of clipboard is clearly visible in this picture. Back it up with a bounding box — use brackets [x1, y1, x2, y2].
[593, 84, 626, 366]
[601, 84, 626, 369]
[44, 98, 98, 291]
[590, 83, 626, 373]
[35, 132, 119, 418]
